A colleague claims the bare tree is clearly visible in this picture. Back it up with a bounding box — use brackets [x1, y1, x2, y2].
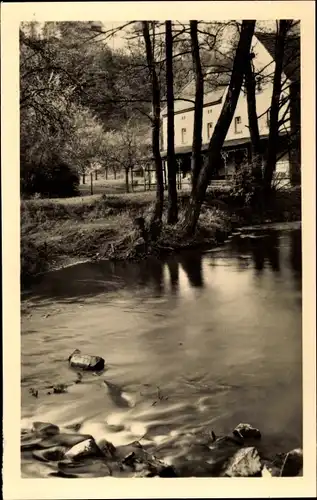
[142, 21, 164, 229]
[165, 20, 178, 224]
[263, 20, 291, 194]
[190, 20, 204, 192]
[182, 20, 256, 235]
[245, 53, 263, 180]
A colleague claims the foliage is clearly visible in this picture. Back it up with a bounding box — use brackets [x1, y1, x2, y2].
[229, 161, 260, 206]
[103, 118, 151, 184]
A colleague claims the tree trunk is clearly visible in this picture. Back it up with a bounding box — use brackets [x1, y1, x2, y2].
[289, 80, 301, 185]
[263, 20, 289, 195]
[190, 20, 204, 192]
[165, 20, 178, 224]
[125, 168, 129, 193]
[183, 21, 256, 236]
[105, 166, 108, 180]
[245, 55, 262, 180]
[142, 21, 164, 226]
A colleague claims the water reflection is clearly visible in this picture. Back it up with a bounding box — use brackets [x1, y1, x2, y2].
[179, 252, 204, 288]
[21, 225, 303, 468]
[22, 228, 302, 304]
[166, 259, 179, 294]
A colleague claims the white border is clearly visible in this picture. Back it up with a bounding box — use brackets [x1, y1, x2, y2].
[1, 2, 316, 498]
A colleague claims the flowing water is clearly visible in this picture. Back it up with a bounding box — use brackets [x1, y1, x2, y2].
[21, 222, 302, 477]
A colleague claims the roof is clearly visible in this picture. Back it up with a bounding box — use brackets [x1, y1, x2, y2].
[162, 30, 300, 117]
[161, 137, 257, 157]
[255, 31, 300, 83]
[164, 87, 226, 117]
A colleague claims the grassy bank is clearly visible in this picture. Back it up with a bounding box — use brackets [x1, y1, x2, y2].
[21, 187, 301, 285]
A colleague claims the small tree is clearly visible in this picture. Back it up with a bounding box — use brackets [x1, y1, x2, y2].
[103, 119, 151, 193]
[63, 106, 107, 183]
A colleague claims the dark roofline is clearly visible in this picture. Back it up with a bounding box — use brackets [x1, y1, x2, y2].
[162, 96, 223, 118]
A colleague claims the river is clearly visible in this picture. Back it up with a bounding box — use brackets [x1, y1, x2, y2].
[21, 222, 302, 477]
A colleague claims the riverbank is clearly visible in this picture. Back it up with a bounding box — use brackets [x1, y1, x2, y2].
[22, 417, 303, 478]
[21, 187, 301, 286]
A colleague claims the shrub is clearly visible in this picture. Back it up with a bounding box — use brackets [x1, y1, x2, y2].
[229, 162, 259, 206]
[21, 155, 80, 199]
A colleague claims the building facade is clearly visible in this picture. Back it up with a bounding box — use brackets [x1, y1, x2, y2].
[160, 31, 300, 186]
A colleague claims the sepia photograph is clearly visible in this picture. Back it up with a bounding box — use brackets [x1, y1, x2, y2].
[1, 2, 316, 497]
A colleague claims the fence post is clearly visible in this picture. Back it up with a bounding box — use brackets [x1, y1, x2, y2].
[90, 172, 93, 195]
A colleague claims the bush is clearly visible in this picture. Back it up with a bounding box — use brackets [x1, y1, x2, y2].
[21, 155, 80, 199]
[229, 162, 259, 207]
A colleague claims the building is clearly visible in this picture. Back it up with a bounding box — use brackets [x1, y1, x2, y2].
[160, 29, 300, 186]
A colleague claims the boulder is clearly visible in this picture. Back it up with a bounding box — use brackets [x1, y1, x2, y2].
[32, 422, 60, 437]
[68, 349, 105, 371]
[223, 446, 262, 477]
[261, 459, 281, 477]
[32, 445, 67, 462]
[58, 458, 111, 478]
[39, 432, 93, 449]
[280, 448, 303, 477]
[96, 438, 116, 459]
[64, 438, 101, 461]
[116, 441, 176, 477]
[233, 423, 261, 440]
[205, 436, 244, 475]
[21, 434, 43, 451]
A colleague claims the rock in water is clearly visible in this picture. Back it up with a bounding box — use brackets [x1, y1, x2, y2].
[280, 448, 303, 477]
[116, 441, 176, 477]
[39, 432, 93, 449]
[65, 438, 101, 461]
[32, 445, 67, 462]
[223, 447, 262, 477]
[21, 434, 43, 451]
[206, 436, 243, 475]
[96, 438, 116, 459]
[233, 423, 261, 440]
[32, 422, 60, 437]
[58, 458, 111, 478]
[68, 349, 105, 371]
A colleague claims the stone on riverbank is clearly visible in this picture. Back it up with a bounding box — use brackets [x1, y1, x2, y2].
[280, 448, 303, 476]
[116, 440, 177, 477]
[68, 349, 105, 371]
[65, 438, 101, 460]
[57, 458, 112, 478]
[38, 432, 94, 449]
[223, 446, 262, 477]
[32, 445, 67, 462]
[32, 422, 60, 437]
[233, 423, 261, 440]
[205, 436, 244, 475]
[96, 438, 116, 459]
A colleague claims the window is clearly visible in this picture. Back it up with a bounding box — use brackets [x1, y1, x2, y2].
[181, 128, 187, 144]
[207, 122, 213, 139]
[234, 116, 242, 134]
[207, 109, 212, 114]
[181, 115, 186, 120]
